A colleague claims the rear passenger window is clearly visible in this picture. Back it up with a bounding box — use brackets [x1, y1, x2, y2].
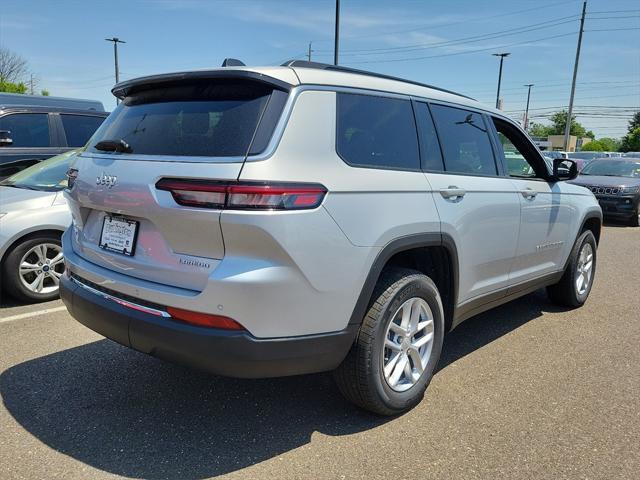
[336, 93, 419, 170]
[61, 114, 105, 147]
[414, 102, 444, 171]
[0, 113, 50, 147]
[430, 105, 497, 176]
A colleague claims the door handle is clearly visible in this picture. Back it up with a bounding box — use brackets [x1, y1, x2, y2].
[440, 186, 466, 200]
[521, 188, 537, 199]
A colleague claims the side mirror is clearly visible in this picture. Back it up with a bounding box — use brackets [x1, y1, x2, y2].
[553, 158, 578, 181]
[0, 130, 13, 147]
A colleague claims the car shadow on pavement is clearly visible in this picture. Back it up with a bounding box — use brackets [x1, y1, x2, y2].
[1, 289, 561, 479]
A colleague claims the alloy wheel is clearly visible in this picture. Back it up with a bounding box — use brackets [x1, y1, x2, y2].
[382, 297, 435, 392]
[18, 243, 64, 295]
[575, 243, 594, 296]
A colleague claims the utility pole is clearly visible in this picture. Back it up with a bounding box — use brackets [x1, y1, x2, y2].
[29, 74, 34, 95]
[493, 52, 510, 109]
[334, 0, 340, 65]
[564, 1, 587, 151]
[307, 41, 314, 61]
[105, 37, 126, 104]
[523, 84, 534, 130]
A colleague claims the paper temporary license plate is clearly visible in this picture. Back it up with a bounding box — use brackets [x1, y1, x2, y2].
[99, 216, 139, 256]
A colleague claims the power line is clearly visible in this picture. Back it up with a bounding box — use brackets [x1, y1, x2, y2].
[587, 9, 640, 14]
[585, 27, 640, 32]
[316, 16, 580, 56]
[347, 32, 577, 65]
[328, 0, 578, 42]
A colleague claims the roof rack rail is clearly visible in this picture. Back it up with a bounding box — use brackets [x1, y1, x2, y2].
[280, 60, 475, 101]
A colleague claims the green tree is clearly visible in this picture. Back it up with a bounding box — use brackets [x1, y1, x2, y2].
[597, 137, 621, 152]
[529, 122, 554, 137]
[0, 80, 27, 93]
[620, 113, 640, 152]
[41, 89, 50, 96]
[549, 110, 593, 138]
[621, 127, 640, 152]
[580, 140, 604, 151]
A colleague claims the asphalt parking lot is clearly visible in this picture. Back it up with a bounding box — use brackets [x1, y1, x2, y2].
[1, 225, 638, 480]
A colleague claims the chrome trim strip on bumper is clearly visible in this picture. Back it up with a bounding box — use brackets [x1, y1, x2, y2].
[70, 275, 172, 318]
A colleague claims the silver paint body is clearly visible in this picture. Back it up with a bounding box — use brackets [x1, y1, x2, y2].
[0, 187, 70, 262]
[62, 66, 601, 338]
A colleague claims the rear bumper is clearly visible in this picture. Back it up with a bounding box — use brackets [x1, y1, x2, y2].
[60, 274, 357, 378]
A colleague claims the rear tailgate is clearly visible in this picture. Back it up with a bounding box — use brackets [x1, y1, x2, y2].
[65, 72, 293, 291]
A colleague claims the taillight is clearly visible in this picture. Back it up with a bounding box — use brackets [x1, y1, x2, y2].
[167, 307, 245, 330]
[156, 179, 327, 210]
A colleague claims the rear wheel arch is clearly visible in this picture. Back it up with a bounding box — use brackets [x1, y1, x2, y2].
[349, 233, 458, 333]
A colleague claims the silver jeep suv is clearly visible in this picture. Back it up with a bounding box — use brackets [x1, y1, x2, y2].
[61, 60, 602, 415]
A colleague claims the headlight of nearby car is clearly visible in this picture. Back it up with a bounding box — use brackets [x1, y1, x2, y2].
[621, 186, 640, 194]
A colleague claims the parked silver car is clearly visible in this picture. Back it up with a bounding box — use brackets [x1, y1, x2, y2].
[61, 61, 601, 415]
[0, 150, 74, 302]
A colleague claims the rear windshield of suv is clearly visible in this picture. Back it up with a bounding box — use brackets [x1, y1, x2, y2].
[88, 80, 287, 159]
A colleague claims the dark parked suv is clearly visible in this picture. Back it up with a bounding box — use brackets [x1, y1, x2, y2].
[0, 93, 107, 178]
[571, 158, 640, 226]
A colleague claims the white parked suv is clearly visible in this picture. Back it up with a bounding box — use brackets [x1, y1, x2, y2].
[61, 60, 602, 415]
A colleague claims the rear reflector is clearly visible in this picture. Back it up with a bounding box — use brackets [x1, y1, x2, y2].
[167, 307, 245, 330]
[156, 179, 326, 210]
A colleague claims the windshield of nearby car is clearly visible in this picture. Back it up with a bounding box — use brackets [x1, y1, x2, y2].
[580, 159, 640, 178]
[0, 150, 76, 191]
[569, 152, 607, 160]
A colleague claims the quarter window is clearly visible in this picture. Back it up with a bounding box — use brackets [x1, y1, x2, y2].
[0, 113, 50, 148]
[61, 114, 105, 147]
[430, 105, 497, 176]
[336, 93, 420, 170]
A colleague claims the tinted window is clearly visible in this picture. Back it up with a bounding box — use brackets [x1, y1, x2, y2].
[61, 114, 105, 147]
[430, 105, 496, 175]
[89, 80, 280, 158]
[337, 93, 419, 170]
[414, 102, 444, 171]
[0, 113, 49, 147]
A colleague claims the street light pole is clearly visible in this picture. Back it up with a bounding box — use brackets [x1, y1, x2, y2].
[307, 41, 313, 61]
[493, 52, 510, 109]
[564, 1, 587, 151]
[334, 0, 340, 65]
[105, 37, 126, 105]
[524, 84, 534, 130]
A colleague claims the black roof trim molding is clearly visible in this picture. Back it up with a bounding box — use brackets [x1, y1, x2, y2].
[111, 70, 293, 99]
[281, 60, 475, 101]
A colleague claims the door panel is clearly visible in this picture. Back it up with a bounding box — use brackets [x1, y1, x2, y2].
[490, 116, 573, 283]
[508, 179, 574, 281]
[426, 104, 520, 304]
[427, 173, 520, 303]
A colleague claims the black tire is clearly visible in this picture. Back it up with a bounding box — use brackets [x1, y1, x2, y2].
[334, 268, 445, 416]
[547, 230, 597, 308]
[1, 233, 63, 303]
[628, 210, 639, 227]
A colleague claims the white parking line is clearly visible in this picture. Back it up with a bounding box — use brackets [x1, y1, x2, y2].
[0, 306, 68, 323]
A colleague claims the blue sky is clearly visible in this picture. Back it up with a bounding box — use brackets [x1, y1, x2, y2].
[1, 0, 638, 138]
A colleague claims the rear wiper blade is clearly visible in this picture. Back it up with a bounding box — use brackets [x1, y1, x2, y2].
[94, 139, 133, 153]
